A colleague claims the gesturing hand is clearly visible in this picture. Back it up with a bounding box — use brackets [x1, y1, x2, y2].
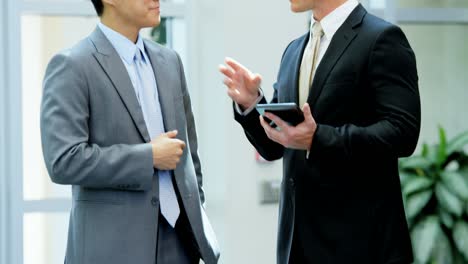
[219, 57, 262, 109]
[259, 103, 317, 151]
[151, 130, 186, 170]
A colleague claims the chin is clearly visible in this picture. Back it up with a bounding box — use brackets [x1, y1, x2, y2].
[290, 2, 313, 13]
[290, 4, 306, 13]
[145, 17, 160, 28]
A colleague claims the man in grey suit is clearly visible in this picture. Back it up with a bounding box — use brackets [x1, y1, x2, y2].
[40, 0, 219, 263]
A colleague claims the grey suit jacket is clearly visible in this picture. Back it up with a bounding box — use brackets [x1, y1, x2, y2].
[40, 27, 219, 264]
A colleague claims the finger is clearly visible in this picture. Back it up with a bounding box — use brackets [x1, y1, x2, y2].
[259, 116, 272, 136]
[264, 112, 289, 131]
[225, 57, 248, 73]
[260, 116, 282, 143]
[302, 103, 314, 123]
[219, 64, 235, 79]
[223, 77, 233, 88]
[223, 78, 241, 95]
[165, 130, 178, 138]
[173, 139, 186, 149]
[227, 89, 241, 99]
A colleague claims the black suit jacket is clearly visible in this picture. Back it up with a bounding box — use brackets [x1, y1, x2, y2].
[234, 5, 420, 264]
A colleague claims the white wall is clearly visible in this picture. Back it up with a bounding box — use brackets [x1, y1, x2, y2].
[192, 1, 308, 263]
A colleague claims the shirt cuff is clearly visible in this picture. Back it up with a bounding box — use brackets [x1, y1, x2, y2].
[234, 89, 264, 116]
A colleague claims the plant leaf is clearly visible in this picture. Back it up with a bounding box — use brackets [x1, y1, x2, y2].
[435, 183, 464, 217]
[400, 156, 432, 171]
[403, 177, 433, 196]
[432, 229, 453, 264]
[411, 216, 441, 263]
[453, 221, 468, 261]
[447, 131, 468, 155]
[400, 171, 419, 187]
[406, 190, 433, 219]
[422, 143, 429, 158]
[425, 144, 439, 165]
[438, 207, 454, 228]
[441, 171, 468, 200]
[437, 125, 448, 167]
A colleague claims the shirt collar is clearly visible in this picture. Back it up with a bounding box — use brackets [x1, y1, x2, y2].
[98, 22, 147, 64]
[311, 0, 359, 40]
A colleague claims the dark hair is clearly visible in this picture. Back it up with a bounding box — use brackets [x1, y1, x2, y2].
[91, 0, 104, 16]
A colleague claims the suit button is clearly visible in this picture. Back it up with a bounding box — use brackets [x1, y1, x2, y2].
[151, 197, 158, 206]
[289, 178, 295, 187]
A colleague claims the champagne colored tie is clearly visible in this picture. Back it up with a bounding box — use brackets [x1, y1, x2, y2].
[298, 22, 324, 108]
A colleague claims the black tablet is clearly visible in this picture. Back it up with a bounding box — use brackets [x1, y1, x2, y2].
[256, 103, 304, 126]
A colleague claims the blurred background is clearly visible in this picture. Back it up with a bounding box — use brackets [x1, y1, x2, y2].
[0, 0, 467, 263]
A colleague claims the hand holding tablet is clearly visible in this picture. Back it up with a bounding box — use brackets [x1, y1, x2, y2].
[256, 103, 304, 127]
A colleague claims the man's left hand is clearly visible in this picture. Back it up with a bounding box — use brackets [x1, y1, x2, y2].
[259, 103, 317, 150]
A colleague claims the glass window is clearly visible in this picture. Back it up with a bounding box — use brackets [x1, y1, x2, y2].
[21, 15, 99, 200]
[369, 0, 387, 9]
[400, 24, 468, 142]
[23, 213, 69, 264]
[141, 17, 187, 67]
[398, 0, 468, 8]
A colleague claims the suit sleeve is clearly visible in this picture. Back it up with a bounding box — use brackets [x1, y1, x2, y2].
[174, 52, 206, 205]
[40, 52, 154, 191]
[309, 25, 421, 162]
[234, 94, 284, 161]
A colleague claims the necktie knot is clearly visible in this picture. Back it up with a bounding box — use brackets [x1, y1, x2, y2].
[312, 22, 324, 38]
[134, 48, 144, 63]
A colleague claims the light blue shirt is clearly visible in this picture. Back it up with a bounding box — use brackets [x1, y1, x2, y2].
[98, 22, 159, 108]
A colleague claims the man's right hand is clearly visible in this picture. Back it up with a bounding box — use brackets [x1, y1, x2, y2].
[219, 57, 262, 110]
[151, 130, 186, 170]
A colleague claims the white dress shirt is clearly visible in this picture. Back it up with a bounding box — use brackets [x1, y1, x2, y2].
[236, 0, 359, 116]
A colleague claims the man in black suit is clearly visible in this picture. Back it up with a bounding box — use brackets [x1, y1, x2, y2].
[219, 0, 420, 263]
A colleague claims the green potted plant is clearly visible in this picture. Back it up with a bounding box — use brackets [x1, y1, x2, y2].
[399, 127, 468, 264]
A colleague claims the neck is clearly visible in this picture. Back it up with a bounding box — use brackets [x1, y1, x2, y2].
[313, 0, 348, 21]
[100, 13, 140, 43]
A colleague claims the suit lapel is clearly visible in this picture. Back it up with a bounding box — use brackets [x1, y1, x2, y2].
[89, 28, 151, 142]
[144, 41, 177, 133]
[307, 4, 367, 107]
[291, 35, 309, 104]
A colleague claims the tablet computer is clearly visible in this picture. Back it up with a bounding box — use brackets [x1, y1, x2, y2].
[256, 103, 304, 126]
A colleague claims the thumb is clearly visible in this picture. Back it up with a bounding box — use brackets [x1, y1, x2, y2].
[302, 103, 314, 123]
[165, 130, 178, 138]
[253, 73, 262, 86]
